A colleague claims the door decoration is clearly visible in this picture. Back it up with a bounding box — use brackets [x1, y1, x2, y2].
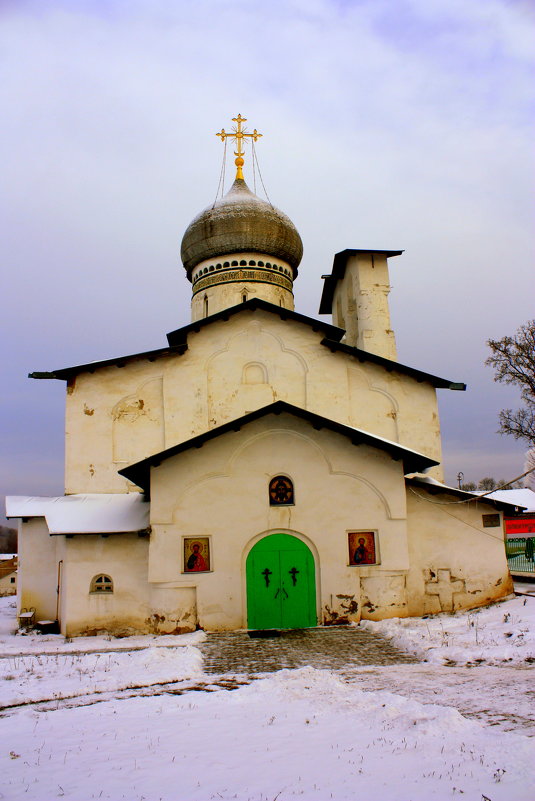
[183, 537, 210, 572]
[246, 533, 316, 629]
[348, 531, 378, 565]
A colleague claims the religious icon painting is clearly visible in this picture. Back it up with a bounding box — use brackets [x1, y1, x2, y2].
[183, 537, 210, 573]
[348, 531, 378, 566]
[268, 475, 294, 506]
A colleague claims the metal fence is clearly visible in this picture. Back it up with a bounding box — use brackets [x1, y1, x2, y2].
[506, 537, 535, 574]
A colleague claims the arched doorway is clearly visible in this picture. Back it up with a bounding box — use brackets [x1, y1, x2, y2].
[246, 533, 316, 629]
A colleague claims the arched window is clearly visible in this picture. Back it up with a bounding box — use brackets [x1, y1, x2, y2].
[269, 476, 294, 506]
[90, 574, 114, 593]
[203, 295, 209, 318]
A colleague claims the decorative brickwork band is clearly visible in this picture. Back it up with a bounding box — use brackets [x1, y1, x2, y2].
[192, 268, 293, 296]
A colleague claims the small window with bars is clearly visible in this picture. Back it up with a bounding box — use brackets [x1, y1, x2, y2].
[90, 574, 114, 593]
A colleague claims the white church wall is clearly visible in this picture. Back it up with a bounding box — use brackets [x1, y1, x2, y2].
[64, 309, 444, 495]
[17, 518, 59, 623]
[59, 533, 150, 637]
[65, 360, 170, 494]
[146, 413, 410, 631]
[404, 488, 514, 616]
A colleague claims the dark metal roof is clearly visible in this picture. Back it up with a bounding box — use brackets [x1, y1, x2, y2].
[28, 300, 464, 391]
[321, 339, 466, 390]
[319, 248, 404, 315]
[118, 400, 439, 492]
[166, 298, 345, 347]
[29, 344, 188, 382]
[406, 476, 526, 512]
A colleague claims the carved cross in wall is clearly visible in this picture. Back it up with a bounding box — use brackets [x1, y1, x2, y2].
[425, 569, 465, 612]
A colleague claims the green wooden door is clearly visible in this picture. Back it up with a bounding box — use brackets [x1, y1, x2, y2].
[246, 534, 316, 630]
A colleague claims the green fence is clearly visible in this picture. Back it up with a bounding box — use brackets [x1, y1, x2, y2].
[506, 537, 535, 574]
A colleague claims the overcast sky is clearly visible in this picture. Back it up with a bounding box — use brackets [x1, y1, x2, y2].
[1, 0, 533, 523]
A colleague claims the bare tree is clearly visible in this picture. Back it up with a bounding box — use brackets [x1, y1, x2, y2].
[486, 320, 535, 446]
[525, 449, 535, 491]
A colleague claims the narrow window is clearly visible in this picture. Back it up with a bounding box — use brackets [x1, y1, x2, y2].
[204, 295, 209, 317]
[90, 574, 114, 593]
[269, 476, 294, 506]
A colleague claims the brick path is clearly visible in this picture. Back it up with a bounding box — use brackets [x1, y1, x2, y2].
[199, 625, 419, 677]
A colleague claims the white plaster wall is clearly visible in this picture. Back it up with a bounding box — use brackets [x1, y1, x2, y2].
[59, 533, 150, 637]
[147, 413, 410, 630]
[17, 518, 59, 622]
[405, 487, 514, 616]
[332, 253, 397, 359]
[65, 361, 169, 494]
[65, 310, 445, 494]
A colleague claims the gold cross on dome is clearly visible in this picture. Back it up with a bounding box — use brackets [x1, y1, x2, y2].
[216, 114, 262, 180]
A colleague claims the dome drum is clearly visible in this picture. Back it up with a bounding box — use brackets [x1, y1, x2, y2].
[191, 252, 294, 291]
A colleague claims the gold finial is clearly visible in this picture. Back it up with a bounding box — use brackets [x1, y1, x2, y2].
[216, 114, 262, 180]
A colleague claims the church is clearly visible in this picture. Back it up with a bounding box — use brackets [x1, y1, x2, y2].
[7, 115, 517, 637]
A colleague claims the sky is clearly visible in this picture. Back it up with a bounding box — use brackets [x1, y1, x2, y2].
[1, 0, 533, 523]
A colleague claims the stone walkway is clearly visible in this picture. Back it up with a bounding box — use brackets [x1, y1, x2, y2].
[199, 625, 419, 677]
[198, 627, 535, 735]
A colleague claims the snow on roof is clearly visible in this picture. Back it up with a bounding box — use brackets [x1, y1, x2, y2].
[5, 494, 149, 534]
[348, 428, 431, 461]
[405, 474, 529, 511]
[473, 488, 535, 513]
[405, 473, 447, 486]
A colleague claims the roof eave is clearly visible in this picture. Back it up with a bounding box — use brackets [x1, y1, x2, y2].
[166, 298, 345, 347]
[320, 339, 466, 391]
[406, 476, 526, 512]
[119, 401, 437, 492]
[29, 344, 189, 382]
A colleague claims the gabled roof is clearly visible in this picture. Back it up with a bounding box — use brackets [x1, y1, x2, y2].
[321, 339, 466, 390]
[119, 400, 439, 492]
[165, 298, 344, 347]
[5, 493, 150, 535]
[28, 299, 344, 381]
[319, 249, 404, 314]
[29, 344, 188, 382]
[28, 299, 463, 389]
[406, 475, 526, 512]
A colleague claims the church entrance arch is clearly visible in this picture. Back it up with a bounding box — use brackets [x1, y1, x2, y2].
[246, 533, 316, 630]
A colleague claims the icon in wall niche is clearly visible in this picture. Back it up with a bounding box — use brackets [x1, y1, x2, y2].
[348, 531, 377, 566]
[184, 538, 210, 572]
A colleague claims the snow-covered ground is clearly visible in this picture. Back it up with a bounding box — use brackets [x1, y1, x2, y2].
[1, 596, 533, 801]
[360, 594, 535, 666]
